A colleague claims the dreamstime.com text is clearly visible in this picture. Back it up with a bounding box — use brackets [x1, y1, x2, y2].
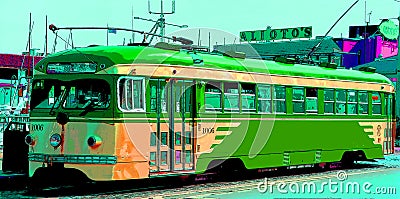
[257, 170, 396, 195]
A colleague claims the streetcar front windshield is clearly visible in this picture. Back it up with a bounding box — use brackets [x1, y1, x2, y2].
[31, 79, 110, 110]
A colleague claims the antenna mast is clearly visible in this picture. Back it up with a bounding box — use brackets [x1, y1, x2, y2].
[135, 0, 187, 43]
[149, 0, 175, 42]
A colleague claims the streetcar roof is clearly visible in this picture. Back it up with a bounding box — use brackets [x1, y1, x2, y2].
[35, 45, 393, 85]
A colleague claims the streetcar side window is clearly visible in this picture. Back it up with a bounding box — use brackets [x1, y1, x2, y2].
[372, 92, 381, 115]
[175, 150, 182, 164]
[273, 85, 286, 113]
[324, 89, 334, 114]
[241, 83, 256, 112]
[224, 82, 239, 112]
[386, 93, 393, 117]
[293, 87, 305, 114]
[384, 93, 391, 116]
[161, 151, 167, 165]
[184, 82, 193, 113]
[335, 89, 346, 114]
[204, 81, 222, 112]
[149, 80, 158, 112]
[257, 84, 272, 113]
[161, 132, 167, 145]
[150, 132, 156, 146]
[358, 91, 368, 115]
[185, 150, 192, 163]
[150, 152, 156, 166]
[175, 132, 181, 145]
[306, 88, 318, 114]
[347, 90, 357, 115]
[118, 77, 145, 112]
[148, 79, 167, 113]
[185, 131, 191, 144]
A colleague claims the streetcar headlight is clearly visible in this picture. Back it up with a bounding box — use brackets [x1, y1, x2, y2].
[87, 136, 102, 148]
[25, 134, 35, 146]
[50, 133, 62, 148]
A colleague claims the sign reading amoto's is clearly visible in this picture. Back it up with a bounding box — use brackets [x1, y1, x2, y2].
[240, 26, 312, 42]
[379, 20, 399, 40]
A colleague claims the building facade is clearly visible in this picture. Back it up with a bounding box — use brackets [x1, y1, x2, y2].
[0, 53, 42, 111]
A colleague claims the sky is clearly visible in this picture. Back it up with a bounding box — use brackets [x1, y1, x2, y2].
[1, 0, 400, 54]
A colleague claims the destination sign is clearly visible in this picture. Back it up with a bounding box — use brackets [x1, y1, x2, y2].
[240, 26, 312, 42]
[47, 63, 97, 74]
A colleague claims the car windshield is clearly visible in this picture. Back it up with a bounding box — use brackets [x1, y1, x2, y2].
[31, 79, 111, 110]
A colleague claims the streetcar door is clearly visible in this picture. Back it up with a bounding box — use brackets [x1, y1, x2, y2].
[149, 79, 195, 173]
[384, 94, 394, 154]
[168, 79, 195, 171]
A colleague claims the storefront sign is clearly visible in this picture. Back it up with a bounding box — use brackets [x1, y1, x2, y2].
[240, 26, 312, 42]
[379, 20, 399, 40]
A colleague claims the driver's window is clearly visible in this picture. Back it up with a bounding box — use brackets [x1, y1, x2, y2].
[63, 80, 111, 109]
[32, 81, 66, 109]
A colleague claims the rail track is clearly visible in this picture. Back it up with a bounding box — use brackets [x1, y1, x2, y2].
[7, 160, 388, 198]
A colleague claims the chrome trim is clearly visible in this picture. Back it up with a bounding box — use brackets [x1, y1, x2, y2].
[28, 153, 117, 165]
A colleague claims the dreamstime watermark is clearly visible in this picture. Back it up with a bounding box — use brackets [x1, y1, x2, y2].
[257, 170, 397, 195]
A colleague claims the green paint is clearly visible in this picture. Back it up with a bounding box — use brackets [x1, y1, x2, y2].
[195, 119, 384, 173]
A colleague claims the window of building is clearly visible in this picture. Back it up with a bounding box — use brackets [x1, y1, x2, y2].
[372, 92, 381, 115]
[306, 88, 318, 114]
[258, 84, 272, 113]
[273, 85, 286, 113]
[358, 91, 368, 115]
[335, 89, 346, 114]
[241, 83, 256, 112]
[347, 90, 357, 115]
[118, 77, 145, 112]
[324, 89, 334, 114]
[293, 87, 305, 114]
[205, 82, 222, 112]
[224, 82, 239, 112]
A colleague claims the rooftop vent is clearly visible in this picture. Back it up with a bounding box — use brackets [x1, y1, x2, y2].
[127, 43, 150, 46]
[275, 57, 295, 64]
[358, 66, 376, 73]
[223, 51, 246, 59]
[154, 42, 181, 51]
[319, 62, 338, 69]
